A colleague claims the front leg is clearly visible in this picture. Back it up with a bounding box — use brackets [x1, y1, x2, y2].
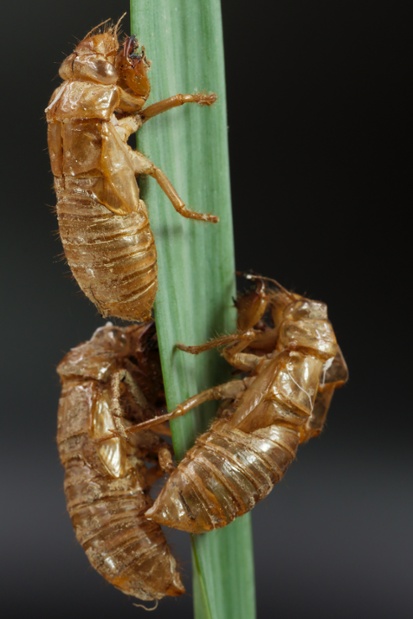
[107, 369, 150, 439]
[141, 92, 217, 122]
[177, 329, 263, 373]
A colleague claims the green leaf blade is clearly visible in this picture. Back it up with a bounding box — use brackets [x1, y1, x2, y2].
[130, 2, 256, 618]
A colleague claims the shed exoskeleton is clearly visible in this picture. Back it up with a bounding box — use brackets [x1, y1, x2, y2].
[56, 322, 184, 601]
[131, 275, 348, 533]
[46, 17, 218, 322]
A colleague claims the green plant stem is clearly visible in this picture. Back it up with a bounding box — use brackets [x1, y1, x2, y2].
[130, 2, 256, 618]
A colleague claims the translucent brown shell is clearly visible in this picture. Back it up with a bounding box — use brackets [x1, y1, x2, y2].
[46, 18, 218, 322]
[56, 322, 184, 601]
[141, 277, 349, 533]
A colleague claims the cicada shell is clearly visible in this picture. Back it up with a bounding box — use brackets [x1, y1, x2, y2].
[142, 275, 348, 533]
[56, 322, 184, 601]
[46, 17, 218, 323]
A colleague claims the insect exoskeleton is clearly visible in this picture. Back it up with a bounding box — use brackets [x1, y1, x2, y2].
[138, 275, 348, 534]
[46, 16, 218, 323]
[56, 322, 184, 601]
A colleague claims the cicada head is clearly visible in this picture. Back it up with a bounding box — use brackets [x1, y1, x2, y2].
[58, 23, 120, 84]
[56, 323, 150, 382]
[116, 35, 151, 103]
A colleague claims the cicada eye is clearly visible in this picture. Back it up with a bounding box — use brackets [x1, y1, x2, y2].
[104, 327, 129, 353]
[92, 57, 118, 81]
[89, 324, 126, 354]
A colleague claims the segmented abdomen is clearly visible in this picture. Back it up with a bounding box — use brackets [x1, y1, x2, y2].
[56, 179, 157, 322]
[147, 416, 300, 533]
[57, 381, 184, 601]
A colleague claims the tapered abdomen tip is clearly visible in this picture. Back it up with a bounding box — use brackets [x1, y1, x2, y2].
[145, 458, 237, 534]
[145, 489, 214, 534]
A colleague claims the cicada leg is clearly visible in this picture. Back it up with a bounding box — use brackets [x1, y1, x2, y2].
[140, 92, 217, 122]
[177, 329, 265, 373]
[125, 378, 247, 435]
[144, 442, 176, 486]
[93, 369, 165, 444]
[128, 148, 218, 223]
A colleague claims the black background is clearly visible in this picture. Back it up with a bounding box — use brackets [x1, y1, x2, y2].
[1, 1, 411, 618]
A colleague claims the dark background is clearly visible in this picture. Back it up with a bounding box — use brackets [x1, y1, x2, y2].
[1, 1, 411, 617]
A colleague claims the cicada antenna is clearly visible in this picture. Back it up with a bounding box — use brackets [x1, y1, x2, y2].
[114, 12, 127, 38]
[83, 13, 126, 42]
[84, 17, 112, 39]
